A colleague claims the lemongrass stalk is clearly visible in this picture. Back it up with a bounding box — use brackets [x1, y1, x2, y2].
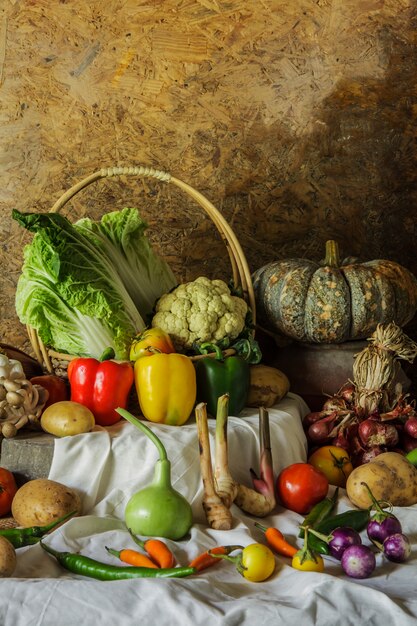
[214, 394, 238, 508]
[195, 402, 233, 530]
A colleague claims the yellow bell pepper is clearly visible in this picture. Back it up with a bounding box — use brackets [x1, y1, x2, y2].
[134, 353, 196, 426]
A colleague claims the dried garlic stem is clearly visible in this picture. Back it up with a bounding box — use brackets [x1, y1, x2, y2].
[195, 402, 233, 530]
[214, 394, 238, 508]
[353, 323, 417, 414]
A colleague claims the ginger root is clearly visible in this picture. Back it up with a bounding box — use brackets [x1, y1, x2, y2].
[195, 395, 276, 530]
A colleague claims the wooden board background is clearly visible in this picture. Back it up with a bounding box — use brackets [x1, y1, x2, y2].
[1, 0, 417, 356]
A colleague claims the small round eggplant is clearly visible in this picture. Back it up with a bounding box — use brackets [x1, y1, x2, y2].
[329, 527, 362, 560]
[383, 533, 411, 563]
[341, 544, 376, 579]
[367, 516, 402, 544]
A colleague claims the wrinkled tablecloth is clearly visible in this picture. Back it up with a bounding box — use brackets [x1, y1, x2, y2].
[2, 393, 417, 626]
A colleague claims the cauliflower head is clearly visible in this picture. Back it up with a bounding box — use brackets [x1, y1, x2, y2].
[151, 276, 248, 351]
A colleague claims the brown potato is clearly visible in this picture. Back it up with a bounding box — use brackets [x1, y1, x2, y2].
[40, 401, 95, 437]
[247, 365, 290, 408]
[346, 452, 417, 508]
[11, 478, 82, 527]
[0, 537, 16, 577]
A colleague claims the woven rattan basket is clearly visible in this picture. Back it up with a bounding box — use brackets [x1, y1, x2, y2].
[25, 165, 256, 375]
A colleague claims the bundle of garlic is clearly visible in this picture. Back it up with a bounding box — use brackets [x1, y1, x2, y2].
[195, 396, 276, 530]
[353, 322, 417, 415]
[0, 353, 48, 438]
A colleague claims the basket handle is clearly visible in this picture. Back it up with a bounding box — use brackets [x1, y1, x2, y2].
[50, 165, 256, 321]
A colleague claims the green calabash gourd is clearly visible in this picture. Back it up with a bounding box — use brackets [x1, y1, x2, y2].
[252, 240, 417, 344]
[116, 408, 193, 540]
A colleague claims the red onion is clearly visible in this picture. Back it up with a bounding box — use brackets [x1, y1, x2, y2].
[308, 420, 334, 443]
[303, 411, 327, 429]
[352, 446, 384, 466]
[404, 417, 417, 439]
[358, 419, 378, 446]
[331, 431, 350, 451]
[337, 383, 355, 406]
[358, 419, 399, 448]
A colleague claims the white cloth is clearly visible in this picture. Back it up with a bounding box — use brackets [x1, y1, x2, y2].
[2, 393, 417, 626]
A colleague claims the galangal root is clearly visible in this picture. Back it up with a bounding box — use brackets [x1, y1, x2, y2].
[195, 395, 276, 530]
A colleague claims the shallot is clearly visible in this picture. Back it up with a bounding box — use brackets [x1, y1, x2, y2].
[404, 417, 417, 439]
[358, 419, 399, 448]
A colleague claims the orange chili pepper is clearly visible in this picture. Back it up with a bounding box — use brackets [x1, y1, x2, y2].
[255, 522, 298, 558]
[105, 547, 158, 568]
[188, 545, 243, 572]
[128, 529, 176, 569]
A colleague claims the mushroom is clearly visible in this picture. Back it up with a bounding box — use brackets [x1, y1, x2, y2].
[0, 354, 49, 436]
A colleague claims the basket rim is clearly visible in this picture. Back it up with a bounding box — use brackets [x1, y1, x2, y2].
[25, 166, 256, 373]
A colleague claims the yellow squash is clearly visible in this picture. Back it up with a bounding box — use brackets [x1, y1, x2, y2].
[134, 353, 196, 426]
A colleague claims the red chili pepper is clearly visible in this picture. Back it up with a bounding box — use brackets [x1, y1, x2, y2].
[67, 356, 134, 426]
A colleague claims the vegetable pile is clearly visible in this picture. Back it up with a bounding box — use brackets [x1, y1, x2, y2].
[296, 484, 412, 579]
[303, 322, 417, 465]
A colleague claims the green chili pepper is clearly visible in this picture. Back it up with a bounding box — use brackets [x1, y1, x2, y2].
[298, 488, 339, 538]
[194, 343, 250, 417]
[41, 542, 196, 580]
[315, 508, 370, 534]
[307, 508, 371, 555]
[0, 510, 77, 548]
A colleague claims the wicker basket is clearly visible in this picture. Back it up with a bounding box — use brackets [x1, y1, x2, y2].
[25, 165, 256, 375]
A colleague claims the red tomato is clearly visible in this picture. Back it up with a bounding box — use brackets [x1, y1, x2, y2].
[0, 468, 18, 517]
[308, 445, 353, 488]
[276, 462, 329, 515]
[30, 375, 69, 410]
[129, 327, 175, 361]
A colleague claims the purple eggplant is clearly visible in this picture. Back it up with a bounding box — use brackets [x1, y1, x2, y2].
[367, 516, 402, 544]
[361, 482, 403, 544]
[328, 527, 362, 560]
[383, 533, 411, 563]
[341, 544, 376, 579]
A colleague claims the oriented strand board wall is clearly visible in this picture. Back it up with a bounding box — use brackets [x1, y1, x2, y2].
[1, 0, 417, 353]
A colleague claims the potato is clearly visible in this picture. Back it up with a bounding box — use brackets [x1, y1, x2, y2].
[247, 364, 290, 408]
[0, 537, 16, 577]
[40, 400, 95, 437]
[11, 478, 82, 527]
[346, 451, 417, 508]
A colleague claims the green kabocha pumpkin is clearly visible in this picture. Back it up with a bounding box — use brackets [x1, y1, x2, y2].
[252, 240, 417, 344]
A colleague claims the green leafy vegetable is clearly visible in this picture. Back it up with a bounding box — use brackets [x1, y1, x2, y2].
[13, 208, 177, 360]
[76, 208, 177, 320]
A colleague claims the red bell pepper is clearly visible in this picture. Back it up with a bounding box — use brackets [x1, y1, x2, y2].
[67, 357, 134, 427]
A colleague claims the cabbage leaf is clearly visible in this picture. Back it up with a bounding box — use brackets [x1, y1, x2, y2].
[13, 208, 177, 360]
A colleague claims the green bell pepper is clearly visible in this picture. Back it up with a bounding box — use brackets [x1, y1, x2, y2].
[194, 344, 250, 417]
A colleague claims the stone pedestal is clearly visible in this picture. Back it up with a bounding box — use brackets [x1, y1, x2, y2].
[0, 432, 54, 484]
[270, 340, 411, 411]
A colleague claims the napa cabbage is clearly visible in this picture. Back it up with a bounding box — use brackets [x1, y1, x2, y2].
[13, 208, 177, 360]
